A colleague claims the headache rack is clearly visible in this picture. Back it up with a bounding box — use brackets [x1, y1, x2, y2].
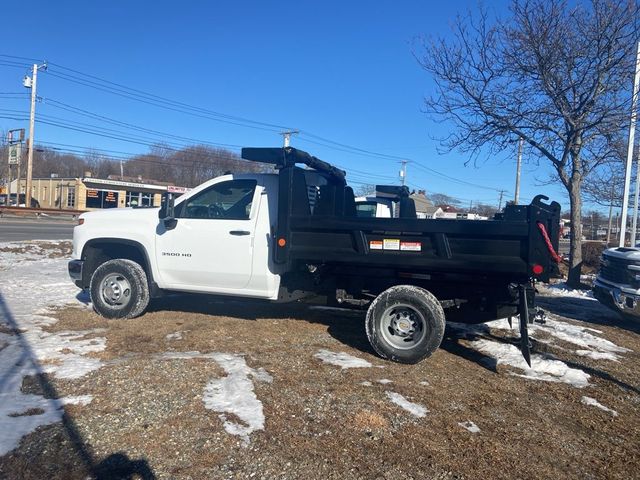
[241, 147, 561, 282]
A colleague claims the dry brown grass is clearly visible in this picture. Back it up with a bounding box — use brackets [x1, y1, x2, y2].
[1, 295, 639, 480]
[0, 241, 72, 258]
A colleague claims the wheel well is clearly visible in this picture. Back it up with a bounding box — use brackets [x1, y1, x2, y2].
[82, 240, 152, 288]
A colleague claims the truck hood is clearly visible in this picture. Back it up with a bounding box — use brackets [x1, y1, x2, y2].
[603, 247, 640, 262]
[80, 207, 160, 223]
[72, 207, 162, 260]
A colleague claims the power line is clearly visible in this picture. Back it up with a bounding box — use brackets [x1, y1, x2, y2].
[45, 61, 290, 130]
[41, 68, 289, 133]
[2, 56, 506, 194]
[41, 60, 505, 192]
[0, 54, 42, 62]
[41, 98, 244, 149]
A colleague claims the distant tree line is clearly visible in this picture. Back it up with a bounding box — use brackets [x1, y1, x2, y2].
[0, 139, 270, 188]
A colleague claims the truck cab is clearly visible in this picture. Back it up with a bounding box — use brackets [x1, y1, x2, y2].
[355, 196, 393, 218]
[72, 173, 282, 300]
[355, 185, 417, 219]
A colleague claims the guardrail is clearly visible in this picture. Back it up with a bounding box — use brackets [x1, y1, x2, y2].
[0, 206, 85, 220]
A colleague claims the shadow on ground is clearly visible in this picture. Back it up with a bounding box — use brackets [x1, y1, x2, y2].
[537, 295, 640, 335]
[0, 291, 156, 480]
[148, 293, 376, 355]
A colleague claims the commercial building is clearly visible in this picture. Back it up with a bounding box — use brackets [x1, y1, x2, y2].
[9, 174, 185, 211]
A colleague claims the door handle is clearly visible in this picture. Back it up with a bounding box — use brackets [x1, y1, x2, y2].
[229, 230, 251, 236]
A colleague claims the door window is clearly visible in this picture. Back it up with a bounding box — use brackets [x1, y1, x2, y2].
[178, 179, 257, 220]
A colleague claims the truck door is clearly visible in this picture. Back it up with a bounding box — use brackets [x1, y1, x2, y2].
[155, 178, 259, 291]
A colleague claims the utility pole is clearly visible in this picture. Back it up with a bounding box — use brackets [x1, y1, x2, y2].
[280, 130, 299, 148]
[607, 182, 615, 245]
[6, 129, 24, 204]
[498, 190, 506, 210]
[620, 42, 640, 247]
[399, 160, 409, 186]
[633, 148, 640, 245]
[24, 62, 47, 209]
[514, 136, 524, 205]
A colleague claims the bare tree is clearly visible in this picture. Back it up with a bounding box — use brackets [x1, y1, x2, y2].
[354, 184, 376, 197]
[473, 202, 499, 217]
[417, 0, 640, 286]
[427, 193, 463, 209]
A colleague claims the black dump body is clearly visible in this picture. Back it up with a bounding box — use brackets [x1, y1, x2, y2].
[242, 147, 561, 286]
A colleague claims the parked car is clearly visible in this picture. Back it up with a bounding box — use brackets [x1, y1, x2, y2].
[0, 193, 40, 208]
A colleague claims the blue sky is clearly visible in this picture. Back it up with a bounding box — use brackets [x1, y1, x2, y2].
[0, 0, 571, 209]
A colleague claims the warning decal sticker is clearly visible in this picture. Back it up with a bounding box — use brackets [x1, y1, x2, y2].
[370, 240, 383, 250]
[400, 241, 422, 252]
[370, 239, 421, 252]
[383, 239, 401, 250]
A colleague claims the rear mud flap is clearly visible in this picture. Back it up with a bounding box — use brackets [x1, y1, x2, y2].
[518, 285, 532, 367]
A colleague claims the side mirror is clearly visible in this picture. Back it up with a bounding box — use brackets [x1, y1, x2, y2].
[159, 192, 178, 230]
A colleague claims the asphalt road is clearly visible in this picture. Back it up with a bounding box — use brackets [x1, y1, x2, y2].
[0, 217, 75, 242]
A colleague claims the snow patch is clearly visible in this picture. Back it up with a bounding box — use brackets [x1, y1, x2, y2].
[458, 421, 480, 433]
[377, 378, 393, 384]
[533, 318, 628, 360]
[0, 337, 64, 456]
[314, 350, 372, 369]
[487, 317, 629, 362]
[60, 395, 94, 406]
[360, 381, 372, 387]
[0, 241, 106, 455]
[448, 312, 630, 388]
[419, 381, 430, 386]
[204, 353, 272, 445]
[473, 339, 590, 387]
[159, 351, 272, 445]
[165, 331, 183, 341]
[538, 282, 595, 300]
[385, 391, 428, 418]
[575, 350, 619, 361]
[581, 396, 618, 416]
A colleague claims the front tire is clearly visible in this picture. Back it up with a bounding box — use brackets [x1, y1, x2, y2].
[366, 285, 445, 364]
[90, 259, 150, 319]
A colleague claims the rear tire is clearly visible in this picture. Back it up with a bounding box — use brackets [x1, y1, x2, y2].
[90, 259, 150, 319]
[366, 285, 445, 364]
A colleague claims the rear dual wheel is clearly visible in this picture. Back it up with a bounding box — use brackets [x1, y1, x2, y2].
[366, 285, 445, 364]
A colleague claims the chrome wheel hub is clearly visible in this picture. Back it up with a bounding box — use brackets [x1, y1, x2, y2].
[101, 274, 131, 306]
[381, 304, 427, 349]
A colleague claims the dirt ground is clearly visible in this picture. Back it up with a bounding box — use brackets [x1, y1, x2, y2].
[1, 288, 639, 479]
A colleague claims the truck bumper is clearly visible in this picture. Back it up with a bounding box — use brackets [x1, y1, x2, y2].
[68, 260, 84, 288]
[593, 278, 640, 319]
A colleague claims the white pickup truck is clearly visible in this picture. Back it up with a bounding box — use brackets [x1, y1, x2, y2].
[69, 147, 561, 364]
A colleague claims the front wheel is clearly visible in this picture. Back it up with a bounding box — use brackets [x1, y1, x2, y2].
[90, 259, 150, 319]
[366, 285, 445, 364]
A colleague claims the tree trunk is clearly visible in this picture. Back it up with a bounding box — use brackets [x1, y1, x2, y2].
[567, 178, 583, 288]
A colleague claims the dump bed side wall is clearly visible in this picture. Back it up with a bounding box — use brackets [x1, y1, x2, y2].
[286, 215, 532, 280]
[271, 165, 560, 283]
